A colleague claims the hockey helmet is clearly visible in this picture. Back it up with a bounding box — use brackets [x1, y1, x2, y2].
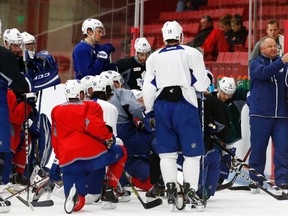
[101, 70, 124, 86]
[81, 75, 95, 96]
[21, 31, 36, 45]
[3, 28, 23, 48]
[131, 89, 143, 100]
[82, 18, 105, 36]
[91, 73, 114, 92]
[21, 31, 36, 59]
[64, 79, 82, 101]
[219, 77, 236, 95]
[134, 37, 151, 53]
[161, 21, 183, 43]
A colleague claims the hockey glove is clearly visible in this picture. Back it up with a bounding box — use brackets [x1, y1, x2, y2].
[97, 43, 115, 62]
[143, 111, 155, 132]
[105, 136, 116, 149]
[28, 119, 40, 139]
[25, 92, 37, 105]
[206, 122, 217, 135]
[49, 158, 62, 182]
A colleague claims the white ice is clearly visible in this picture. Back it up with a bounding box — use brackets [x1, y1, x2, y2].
[2, 182, 288, 216]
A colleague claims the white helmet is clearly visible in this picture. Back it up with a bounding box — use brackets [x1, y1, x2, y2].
[161, 21, 183, 43]
[81, 75, 95, 96]
[82, 18, 105, 36]
[131, 89, 143, 100]
[101, 70, 124, 86]
[92, 73, 114, 92]
[134, 37, 151, 53]
[21, 31, 36, 59]
[21, 31, 36, 44]
[64, 79, 82, 101]
[3, 28, 23, 48]
[219, 77, 236, 95]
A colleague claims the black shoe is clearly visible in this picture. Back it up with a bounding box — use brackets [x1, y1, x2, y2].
[0, 197, 11, 213]
[166, 182, 177, 204]
[146, 183, 165, 198]
[101, 184, 118, 203]
[11, 172, 28, 185]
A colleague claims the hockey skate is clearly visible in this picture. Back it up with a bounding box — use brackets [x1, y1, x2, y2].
[115, 183, 131, 202]
[249, 183, 260, 194]
[166, 182, 177, 211]
[32, 179, 55, 202]
[0, 197, 11, 213]
[183, 183, 204, 212]
[64, 184, 85, 213]
[145, 183, 165, 202]
[101, 183, 118, 210]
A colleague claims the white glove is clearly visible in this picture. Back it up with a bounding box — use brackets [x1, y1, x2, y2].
[25, 92, 37, 104]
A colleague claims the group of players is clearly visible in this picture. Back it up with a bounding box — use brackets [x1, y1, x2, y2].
[49, 18, 249, 213]
[0, 27, 60, 213]
[0, 18, 248, 214]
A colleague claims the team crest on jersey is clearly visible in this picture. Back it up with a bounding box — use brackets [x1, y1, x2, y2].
[191, 143, 197, 148]
[133, 67, 141, 72]
[279, 68, 284, 73]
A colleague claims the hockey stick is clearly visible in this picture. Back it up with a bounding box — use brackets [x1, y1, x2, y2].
[4, 175, 49, 200]
[216, 146, 251, 191]
[213, 136, 288, 200]
[5, 187, 54, 207]
[6, 187, 34, 211]
[24, 93, 31, 203]
[123, 172, 162, 209]
[229, 162, 288, 200]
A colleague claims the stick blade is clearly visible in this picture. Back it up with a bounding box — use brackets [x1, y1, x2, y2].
[31, 200, 54, 207]
[143, 198, 162, 209]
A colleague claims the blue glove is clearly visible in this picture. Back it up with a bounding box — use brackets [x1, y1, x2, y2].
[49, 158, 62, 182]
[143, 111, 155, 132]
[28, 119, 40, 139]
[97, 43, 115, 61]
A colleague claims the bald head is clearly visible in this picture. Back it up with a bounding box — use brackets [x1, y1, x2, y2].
[260, 36, 277, 59]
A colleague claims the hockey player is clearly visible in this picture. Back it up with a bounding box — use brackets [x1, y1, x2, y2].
[198, 80, 231, 200]
[51, 79, 127, 213]
[101, 70, 155, 191]
[215, 77, 248, 184]
[249, 36, 288, 192]
[142, 20, 210, 210]
[21, 31, 37, 60]
[115, 37, 151, 90]
[0, 38, 33, 213]
[1, 28, 35, 186]
[73, 18, 116, 79]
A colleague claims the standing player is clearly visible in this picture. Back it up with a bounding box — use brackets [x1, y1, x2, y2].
[73, 18, 116, 79]
[0, 43, 32, 212]
[115, 37, 151, 90]
[142, 21, 210, 210]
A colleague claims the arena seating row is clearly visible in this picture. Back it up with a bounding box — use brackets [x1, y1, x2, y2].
[158, 7, 245, 24]
[206, 52, 249, 80]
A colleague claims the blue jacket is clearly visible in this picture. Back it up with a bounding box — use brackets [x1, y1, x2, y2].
[249, 54, 288, 118]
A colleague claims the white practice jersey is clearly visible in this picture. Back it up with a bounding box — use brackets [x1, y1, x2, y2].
[142, 44, 210, 112]
[97, 99, 119, 136]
